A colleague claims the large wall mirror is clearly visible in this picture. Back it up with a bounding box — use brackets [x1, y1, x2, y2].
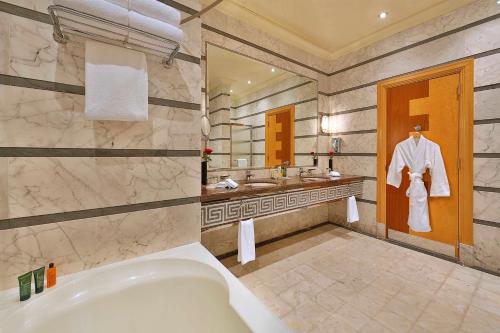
[205, 44, 319, 170]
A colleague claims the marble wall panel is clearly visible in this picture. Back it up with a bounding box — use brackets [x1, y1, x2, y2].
[328, 200, 377, 236]
[336, 133, 377, 154]
[474, 89, 500, 120]
[361, 179, 377, 202]
[0, 203, 200, 289]
[474, 124, 500, 153]
[329, 86, 377, 113]
[474, 191, 500, 223]
[331, 109, 377, 133]
[3, 156, 199, 219]
[0, 86, 200, 150]
[332, 156, 377, 178]
[474, 52, 500, 87]
[473, 223, 500, 274]
[474, 158, 500, 188]
[295, 100, 318, 120]
[295, 137, 317, 153]
[295, 119, 317, 137]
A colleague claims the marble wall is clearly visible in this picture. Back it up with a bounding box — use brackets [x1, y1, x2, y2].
[326, 0, 500, 273]
[0, 0, 202, 289]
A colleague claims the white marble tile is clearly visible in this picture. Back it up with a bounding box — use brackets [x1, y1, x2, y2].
[295, 137, 317, 154]
[295, 119, 317, 137]
[473, 191, 500, 223]
[332, 156, 377, 177]
[5, 156, 200, 219]
[329, 86, 377, 113]
[295, 100, 318, 120]
[474, 89, 500, 121]
[0, 86, 200, 150]
[474, 124, 500, 154]
[474, 158, 500, 188]
[0, 203, 200, 290]
[336, 132, 377, 153]
[331, 109, 377, 133]
[473, 224, 500, 274]
[361, 179, 377, 202]
[474, 53, 500, 88]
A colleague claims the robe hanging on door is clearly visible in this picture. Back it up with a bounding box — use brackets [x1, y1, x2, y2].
[387, 135, 450, 232]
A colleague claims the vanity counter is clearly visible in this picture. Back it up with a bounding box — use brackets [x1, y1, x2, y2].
[201, 175, 365, 203]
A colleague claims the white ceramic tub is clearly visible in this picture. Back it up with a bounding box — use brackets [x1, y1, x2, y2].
[0, 243, 290, 333]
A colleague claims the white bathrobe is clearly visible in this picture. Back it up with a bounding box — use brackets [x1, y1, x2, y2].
[387, 135, 450, 232]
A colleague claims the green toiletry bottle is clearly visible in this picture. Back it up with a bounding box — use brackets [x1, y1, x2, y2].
[34, 266, 45, 294]
[18, 272, 32, 301]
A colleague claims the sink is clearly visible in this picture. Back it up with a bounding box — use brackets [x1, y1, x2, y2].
[246, 182, 277, 188]
[302, 177, 329, 182]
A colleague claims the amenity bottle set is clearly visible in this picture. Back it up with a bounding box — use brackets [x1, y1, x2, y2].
[18, 263, 57, 302]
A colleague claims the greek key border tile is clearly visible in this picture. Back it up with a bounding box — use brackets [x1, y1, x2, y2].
[201, 182, 363, 228]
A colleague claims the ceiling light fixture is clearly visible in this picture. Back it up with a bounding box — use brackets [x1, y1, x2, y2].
[378, 11, 388, 19]
[230, 89, 233, 93]
[497, 0, 500, 4]
[247, 80, 252, 84]
[271, 68, 275, 72]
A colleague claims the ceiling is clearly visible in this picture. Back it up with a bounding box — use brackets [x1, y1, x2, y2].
[203, 0, 476, 60]
[207, 45, 296, 101]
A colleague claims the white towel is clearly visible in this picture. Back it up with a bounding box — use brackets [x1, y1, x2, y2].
[236, 159, 248, 168]
[347, 196, 359, 223]
[329, 170, 341, 177]
[110, 0, 181, 26]
[85, 40, 148, 121]
[54, 0, 129, 25]
[129, 10, 184, 42]
[238, 219, 256, 265]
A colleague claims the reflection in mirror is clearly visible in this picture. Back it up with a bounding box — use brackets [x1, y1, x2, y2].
[206, 44, 318, 170]
[201, 115, 211, 139]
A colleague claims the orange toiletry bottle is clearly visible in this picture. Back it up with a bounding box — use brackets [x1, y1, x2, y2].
[47, 263, 57, 288]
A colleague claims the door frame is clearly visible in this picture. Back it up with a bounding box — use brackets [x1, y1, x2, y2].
[265, 105, 295, 167]
[377, 59, 474, 251]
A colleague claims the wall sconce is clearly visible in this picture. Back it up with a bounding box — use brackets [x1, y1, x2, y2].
[320, 115, 331, 134]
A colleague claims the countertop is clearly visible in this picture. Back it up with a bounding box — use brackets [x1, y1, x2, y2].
[201, 175, 365, 203]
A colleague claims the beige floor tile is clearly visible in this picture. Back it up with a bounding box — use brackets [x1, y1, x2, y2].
[384, 295, 426, 322]
[293, 264, 335, 289]
[460, 306, 500, 333]
[314, 287, 345, 312]
[345, 292, 387, 318]
[283, 310, 315, 333]
[417, 300, 464, 333]
[370, 271, 407, 296]
[334, 303, 371, 330]
[264, 269, 304, 294]
[359, 319, 396, 333]
[312, 314, 358, 333]
[374, 310, 414, 333]
[471, 288, 500, 316]
[279, 280, 323, 308]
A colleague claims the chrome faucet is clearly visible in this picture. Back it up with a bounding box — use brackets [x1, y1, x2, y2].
[245, 170, 255, 182]
[298, 168, 306, 178]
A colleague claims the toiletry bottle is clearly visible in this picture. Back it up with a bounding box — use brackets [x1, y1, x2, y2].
[18, 272, 32, 301]
[33, 266, 45, 294]
[46, 263, 57, 288]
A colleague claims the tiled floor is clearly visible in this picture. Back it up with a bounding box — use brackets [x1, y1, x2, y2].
[221, 224, 500, 333]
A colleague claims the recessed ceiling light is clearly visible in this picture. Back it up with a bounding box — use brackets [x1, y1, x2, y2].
[230, 89, 233, 93]
[378, 11, 388, 19]
[271, 68, 275, 72]
[497, 0, 500, 4]
[247, 80, 252, 84]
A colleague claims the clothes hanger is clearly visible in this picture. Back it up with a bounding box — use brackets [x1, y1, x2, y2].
[412, 125, 422, 143]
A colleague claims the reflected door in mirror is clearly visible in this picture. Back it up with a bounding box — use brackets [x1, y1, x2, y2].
[265, 105, 295, 167]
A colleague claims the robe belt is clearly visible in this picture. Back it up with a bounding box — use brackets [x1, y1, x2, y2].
[408, 172, 423, 182]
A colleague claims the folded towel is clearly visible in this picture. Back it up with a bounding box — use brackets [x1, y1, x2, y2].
[329, 170, 341, 177]
[129, 10, 184, 42]
[238, 218, 256, 265]
[347, 196, 359, 223]
[85, 40, 148, 121]
[54, 0, 129, 25]
[225, 178, 239, 189]
[110, 0, 181, 26]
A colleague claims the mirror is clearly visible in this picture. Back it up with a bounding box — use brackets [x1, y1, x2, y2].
[201, 115, 211, 139]
[206, 44, 319, 170]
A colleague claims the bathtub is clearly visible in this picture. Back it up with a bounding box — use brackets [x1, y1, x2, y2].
[0, 243, 290, 333]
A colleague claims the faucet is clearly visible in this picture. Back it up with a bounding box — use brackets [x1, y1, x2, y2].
[245, 170, 255, 182]
[298, 168, 306, 178]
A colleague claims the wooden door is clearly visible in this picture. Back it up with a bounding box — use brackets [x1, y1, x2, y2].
[386, 74, 460, 249]
[265, 105, 295, 167]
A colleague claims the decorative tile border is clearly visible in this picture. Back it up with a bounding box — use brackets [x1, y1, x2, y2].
[201, 182, 363, 228]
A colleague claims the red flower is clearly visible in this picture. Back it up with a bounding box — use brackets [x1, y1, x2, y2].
[204, 147, 213, 154]
[310, 151, 315, 155]
[328, 150, 334, 156]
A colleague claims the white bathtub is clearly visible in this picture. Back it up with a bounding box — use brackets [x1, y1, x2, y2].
[0, 243, 290, 333]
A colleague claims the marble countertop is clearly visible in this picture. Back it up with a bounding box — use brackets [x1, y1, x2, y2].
[201, 175, 365, 203]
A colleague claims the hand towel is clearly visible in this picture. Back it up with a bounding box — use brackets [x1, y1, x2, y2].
[54, 0, 129, 25]
[129, 10, 184, 42]
[329, 170, 341, 177]
[224, 178, 239, 189]
[110, 0, 181, 26]
[85, 40, 148, 121]
[238, 219, 256, 265]
[347, 196, 359, 223]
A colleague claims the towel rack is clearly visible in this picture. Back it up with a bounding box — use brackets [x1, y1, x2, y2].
[48, 5, 180, 67]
